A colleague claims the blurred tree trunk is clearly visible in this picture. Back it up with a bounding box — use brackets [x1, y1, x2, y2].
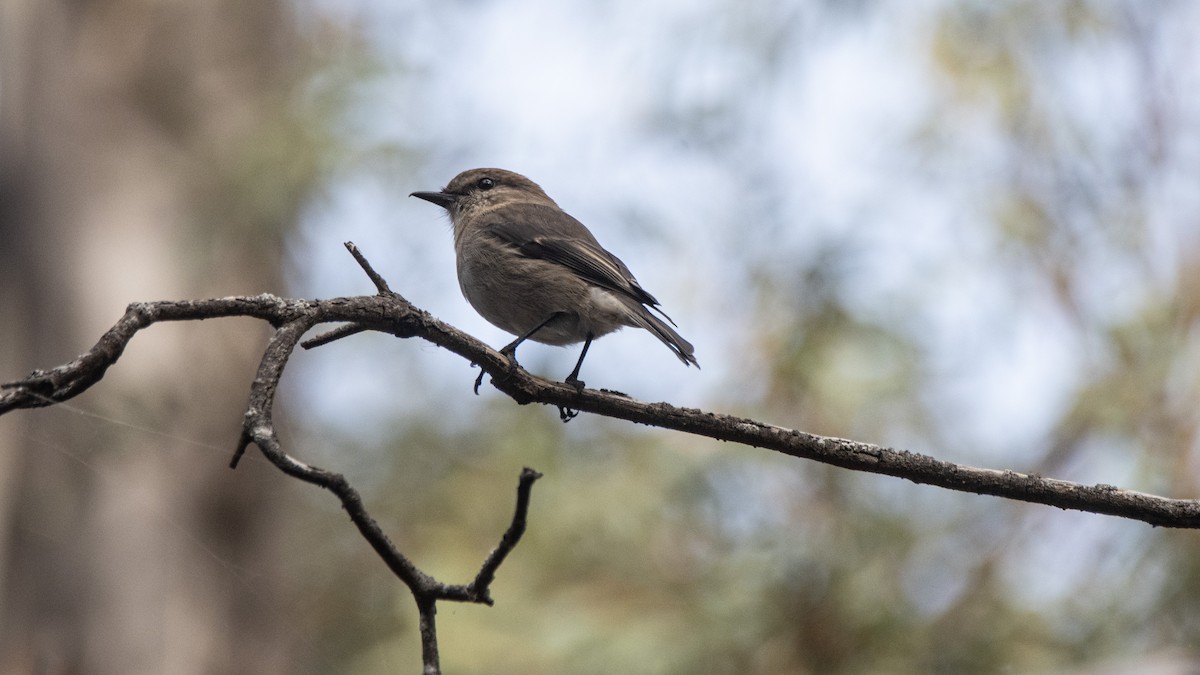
[0, 1, 305, 672]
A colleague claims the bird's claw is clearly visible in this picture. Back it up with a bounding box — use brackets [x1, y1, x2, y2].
[557, 375, 586, 421]
[474, 351, 521, 395]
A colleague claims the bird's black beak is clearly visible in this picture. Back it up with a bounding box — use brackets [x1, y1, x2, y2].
[410, 191, 458, 210]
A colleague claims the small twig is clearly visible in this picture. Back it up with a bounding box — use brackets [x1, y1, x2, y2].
[300, 323, 368, 349]
[469, 467, 543, 605]
[300, 241, 394, 350]
[344, 241, 392, 294]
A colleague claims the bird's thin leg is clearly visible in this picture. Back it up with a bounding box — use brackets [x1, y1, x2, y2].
[500, 311, 564, 358]
[555, 333, 593, 422]
[564, 334, 593, 390]
[474, 312, 565, 395]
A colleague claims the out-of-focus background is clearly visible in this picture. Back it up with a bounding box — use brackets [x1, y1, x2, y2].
[3, 1, 1200, 673]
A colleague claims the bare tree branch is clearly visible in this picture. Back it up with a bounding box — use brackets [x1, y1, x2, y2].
[0, 243, 548, 674]
[3, 242, 1199, 538]
[5, 241, 1200, 668]
[232, 304, 543, 667]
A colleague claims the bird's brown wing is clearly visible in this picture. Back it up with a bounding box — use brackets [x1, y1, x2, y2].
[485, 204, 669, 314]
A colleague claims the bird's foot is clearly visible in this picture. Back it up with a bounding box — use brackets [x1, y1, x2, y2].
[501, 349, 521, 378]
[557, 375, 586, 422]
[475, 350, 521, 395]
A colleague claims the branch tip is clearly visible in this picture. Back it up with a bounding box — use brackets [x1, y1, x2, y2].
[468, 466, 543, 601]
[301, 324, 369, 350]
[230, 435, 252, 469]
[344, 241, 393, 295]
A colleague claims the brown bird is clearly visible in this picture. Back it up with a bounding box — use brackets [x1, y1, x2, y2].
[412, 168, 698, 392]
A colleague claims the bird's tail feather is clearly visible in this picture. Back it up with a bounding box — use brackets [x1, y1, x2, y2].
[625, 302, 699, 368]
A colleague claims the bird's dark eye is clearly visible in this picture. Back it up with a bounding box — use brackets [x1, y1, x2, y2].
[477, 177, 495, 190]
